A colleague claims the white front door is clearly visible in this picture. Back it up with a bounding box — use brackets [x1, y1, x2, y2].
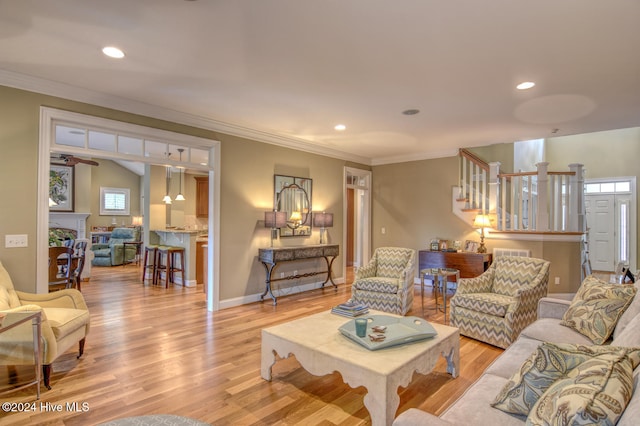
[585, 194, 615, 272]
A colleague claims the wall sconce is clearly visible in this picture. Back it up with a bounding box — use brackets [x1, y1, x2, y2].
[264, 210, 288, 247]
[313, 211, 334, 244]
[473, 214, 492, 253]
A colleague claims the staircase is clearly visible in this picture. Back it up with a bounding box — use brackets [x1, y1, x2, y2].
[453, 149, 586, 234]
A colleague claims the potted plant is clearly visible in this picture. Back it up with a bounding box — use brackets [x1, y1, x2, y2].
[49, 228, 75, 246]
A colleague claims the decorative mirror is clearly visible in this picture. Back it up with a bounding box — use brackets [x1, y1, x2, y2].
[274, 175, 312, 237]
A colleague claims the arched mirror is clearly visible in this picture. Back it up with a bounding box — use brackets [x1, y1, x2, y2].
[274, 175, 312, 237]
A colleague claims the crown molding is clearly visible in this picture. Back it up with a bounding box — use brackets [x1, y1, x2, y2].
[371, 147, 459, 166]
[0, 69, 372, 165]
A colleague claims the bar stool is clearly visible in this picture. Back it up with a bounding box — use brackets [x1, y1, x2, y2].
[141, 245, 158, 283]
[155, 246, 186, 288]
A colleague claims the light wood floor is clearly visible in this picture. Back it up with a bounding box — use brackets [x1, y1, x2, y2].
[1, 266, 502, 425]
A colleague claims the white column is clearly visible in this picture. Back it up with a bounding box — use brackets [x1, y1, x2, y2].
[488, 162, 500, 225]
[536, 162, 550, 231]
[569, 163, 585, 232]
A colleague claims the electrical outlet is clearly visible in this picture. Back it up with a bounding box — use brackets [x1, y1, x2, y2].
[554, 277, 560, 285]
[5, 234, 28, 248]
[381, 227, 386, 235]
[280, 272, 285, 278]
[294, 270, 298, 276]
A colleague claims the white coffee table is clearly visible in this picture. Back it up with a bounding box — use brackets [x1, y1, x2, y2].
[261, 310, 459, 426]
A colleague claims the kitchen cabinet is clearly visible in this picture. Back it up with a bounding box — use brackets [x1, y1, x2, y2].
[196, 240, 206, 285]
[195, 176, 208, 218]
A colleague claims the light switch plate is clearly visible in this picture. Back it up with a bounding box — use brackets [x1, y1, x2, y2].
[5, 234, 28, 248]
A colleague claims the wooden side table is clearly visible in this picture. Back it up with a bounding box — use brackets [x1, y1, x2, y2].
[0, 311, 42, 399]
[123, 241, 143, 266]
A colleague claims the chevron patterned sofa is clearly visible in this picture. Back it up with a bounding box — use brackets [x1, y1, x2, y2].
[394, 279, 640, 425]
[350, 247, 416, 315]
[449, 256, 550, 349]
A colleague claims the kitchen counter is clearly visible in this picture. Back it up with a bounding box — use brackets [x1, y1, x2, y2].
[153, 229, 207, 287]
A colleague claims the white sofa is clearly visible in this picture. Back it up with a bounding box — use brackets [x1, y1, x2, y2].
[393, 288, 640, 425]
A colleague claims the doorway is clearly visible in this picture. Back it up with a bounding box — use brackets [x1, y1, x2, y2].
[343, 168, 372, 275]
[584, 177, 636, 272]
[38, 107, 221, 311]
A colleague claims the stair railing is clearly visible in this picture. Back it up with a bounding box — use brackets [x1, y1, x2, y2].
[459, 149, 585, 233]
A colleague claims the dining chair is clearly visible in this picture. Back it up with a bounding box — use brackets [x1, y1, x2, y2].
[48, 246, 74, 291]
[72, 240, 88, 290]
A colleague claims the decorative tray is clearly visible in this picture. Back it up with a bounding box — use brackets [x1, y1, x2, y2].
[339, 315, 438, 350]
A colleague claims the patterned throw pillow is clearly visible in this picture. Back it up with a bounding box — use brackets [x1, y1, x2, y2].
[526, 352, 636, 426]
[491, 342, 640, 416]
[560, 276, 637, 344]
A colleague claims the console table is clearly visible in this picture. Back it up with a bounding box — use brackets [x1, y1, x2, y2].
[258, 244, 339, 305]
[418, 250, 492, 281]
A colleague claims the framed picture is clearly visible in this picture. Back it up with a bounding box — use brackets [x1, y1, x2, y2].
[464, 240, 478, 253]
[49, 164, 74, 212]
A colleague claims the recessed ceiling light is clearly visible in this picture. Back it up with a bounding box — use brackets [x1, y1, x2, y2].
[334, 124, 346, 131]
[402, 109, 420, 115]
[516, 81, 535, 90]
[102, 46, 125, 59]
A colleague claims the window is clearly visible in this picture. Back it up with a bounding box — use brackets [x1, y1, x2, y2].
[100, 187, 130, 216]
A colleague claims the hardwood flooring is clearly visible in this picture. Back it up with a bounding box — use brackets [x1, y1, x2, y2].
[1, 266, 502, 425]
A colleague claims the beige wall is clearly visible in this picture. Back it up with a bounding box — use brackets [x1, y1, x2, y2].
[2, 82, 630, 299]
[467, 127, 640, 271]
[371, 156, 583, 294]
[468, 143, 515, 173]
[88, 160, 142, 230]
[219, 134, 350, 301]
[0, 85, 359, 302]
[546, 128, 640, 177]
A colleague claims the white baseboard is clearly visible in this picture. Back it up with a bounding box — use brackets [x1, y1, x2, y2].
[219, 277, 345, 310]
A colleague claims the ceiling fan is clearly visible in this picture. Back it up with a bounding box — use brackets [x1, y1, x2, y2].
[51, 154, 99, 166]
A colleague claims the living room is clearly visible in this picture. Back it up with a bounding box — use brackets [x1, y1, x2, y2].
[2, 1, 640, 424]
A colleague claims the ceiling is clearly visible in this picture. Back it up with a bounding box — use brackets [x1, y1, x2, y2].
[1, 0, 639, 165]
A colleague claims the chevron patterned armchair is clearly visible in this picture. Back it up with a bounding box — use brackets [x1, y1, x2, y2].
[450, 256, 550, 348]
[350, 247, 416, 315]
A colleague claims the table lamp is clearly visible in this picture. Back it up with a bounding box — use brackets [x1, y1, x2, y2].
[473, 214, 491, 253]
[265, 211, 287, 247]
[313, 212, 334, 244]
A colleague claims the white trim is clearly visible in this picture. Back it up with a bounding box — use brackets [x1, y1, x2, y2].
[38, 107, 222, 311]
[343, 167, 372, 281]
[218, 277, 345, 310]
[584, 176, 637, 271]
[487, 232, 584, 242]
[370, 147, 460, 166]
[2, 69, 372, 165]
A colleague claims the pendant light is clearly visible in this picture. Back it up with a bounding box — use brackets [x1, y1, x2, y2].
[163, 152, 172, 204]
[175, 148, 186, 201]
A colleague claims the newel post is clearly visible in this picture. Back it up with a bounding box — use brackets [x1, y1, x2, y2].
[536, 162, 550, 231]
[568, 163, 585, 232]
[489, 162, 500, 227]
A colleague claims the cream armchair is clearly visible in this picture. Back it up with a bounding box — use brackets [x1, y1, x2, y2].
[0, 261, 90, 389]
[450, 255, 550, 348]
[350, 247, 416, 315]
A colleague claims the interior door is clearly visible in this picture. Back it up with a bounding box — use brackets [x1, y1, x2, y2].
[585, 194, 615, 272]
[347, 188, 354, 266]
